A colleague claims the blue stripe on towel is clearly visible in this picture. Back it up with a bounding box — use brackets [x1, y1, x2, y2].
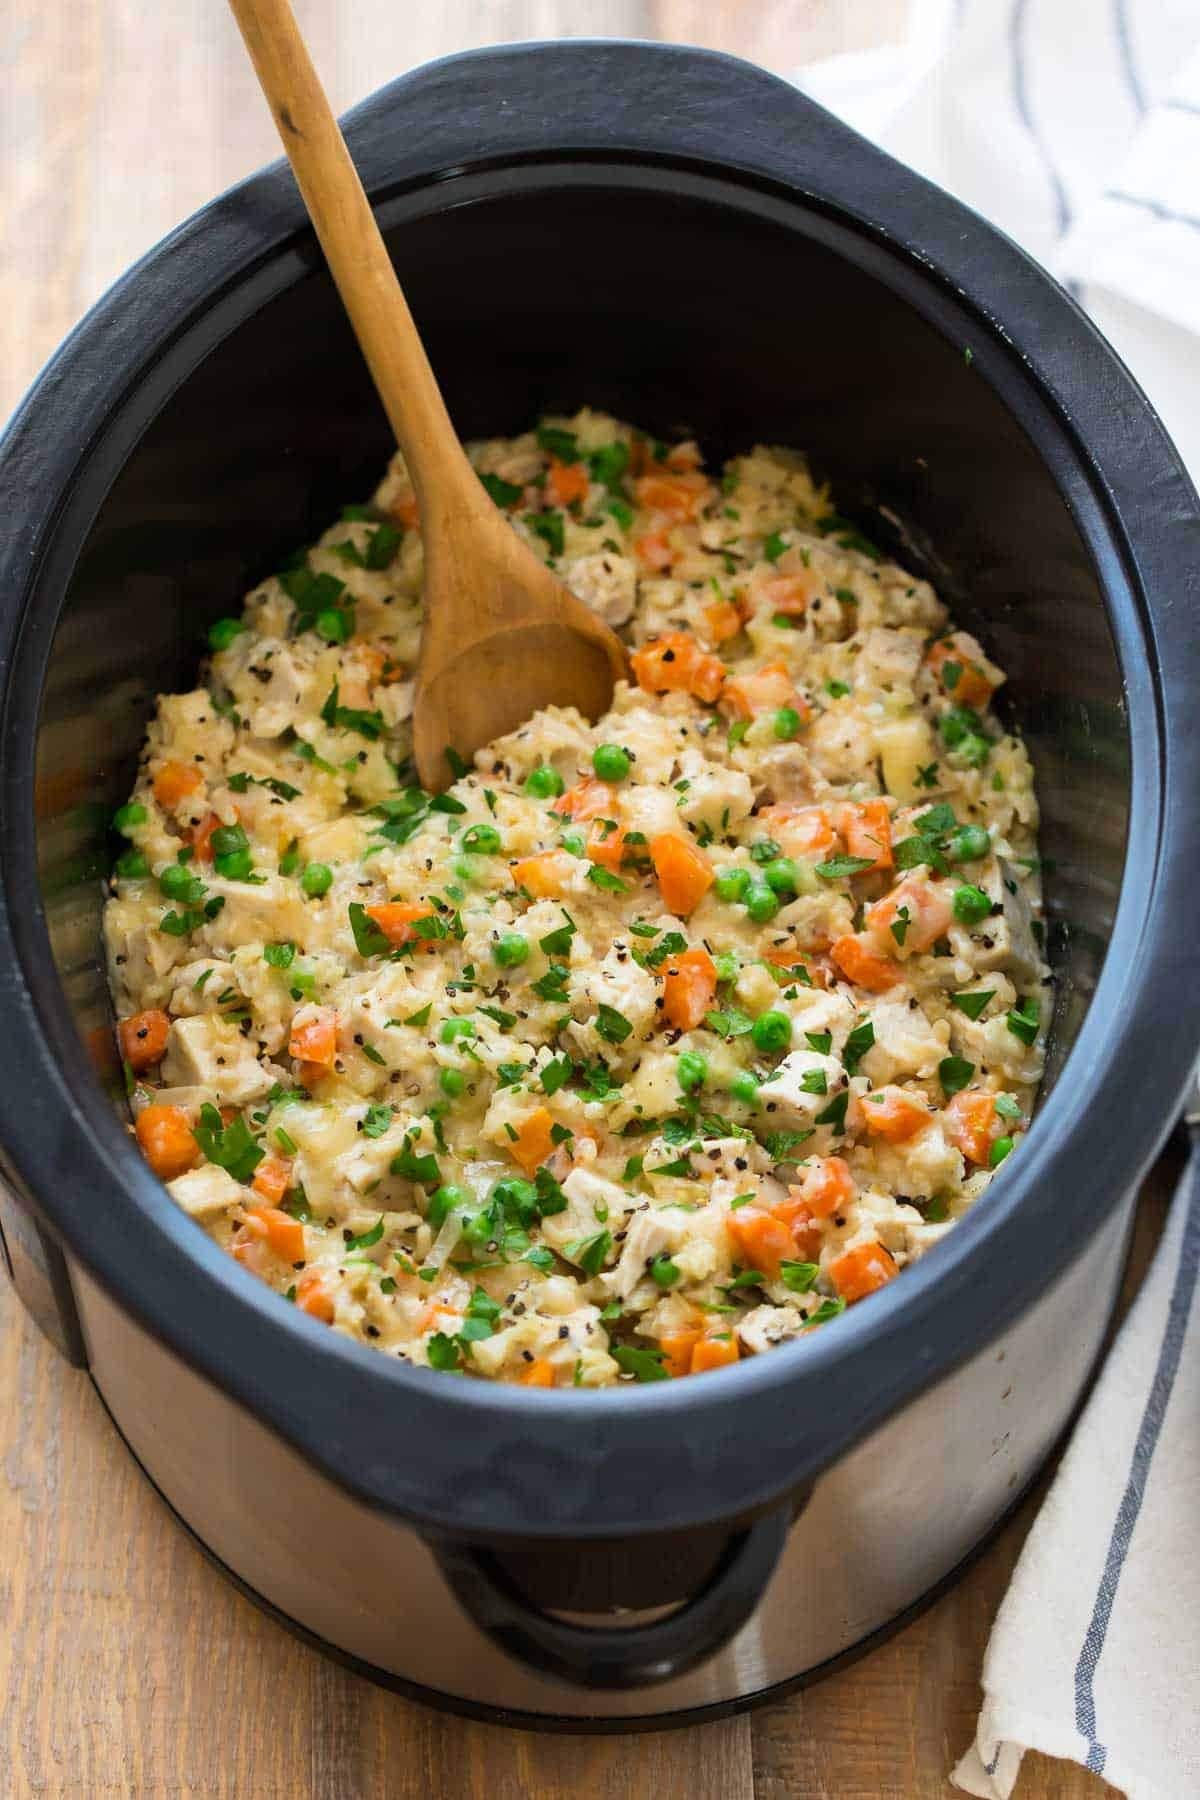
[1107, 189, 1200, 232]
[1073, 1151, 1200, 1775]
[1113, 0, 1148, 117]
[1010, 0, 1072, 241]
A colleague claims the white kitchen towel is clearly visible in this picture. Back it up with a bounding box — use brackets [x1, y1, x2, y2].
[792, 5, 1200, 1795]
[797, 0, 1200, 480]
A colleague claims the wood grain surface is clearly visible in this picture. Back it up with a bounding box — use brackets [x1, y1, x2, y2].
[0, 2, 1146, 1794]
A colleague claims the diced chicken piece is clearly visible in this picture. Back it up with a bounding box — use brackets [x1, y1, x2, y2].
[808, 706, 877, 783]
[607, 1206, 691, 1300]
[568, 942, 660, 1050]
[859, 997, 950, 1084]
[167, 1163, 244, 1223]
[223, 640, 318, 740]
[856, 627, 924, 692]
[861, 1121, 962, 1201]
[567, 551, 638, 627]
[376, 679, 415, 731]
[105, 904, 189, 1012]
[539, 1167, 632, 1255]
[477, 702, 595, 782]
[954, 858, 1044, 987]
[737, 1303, 810, 1356]
[162, 1014, 273, 1105]
[673, 749, 755, 833]
[758, 1051, 848, 1130]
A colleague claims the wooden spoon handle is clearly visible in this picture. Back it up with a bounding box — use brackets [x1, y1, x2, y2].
[227, 0, 475, 513]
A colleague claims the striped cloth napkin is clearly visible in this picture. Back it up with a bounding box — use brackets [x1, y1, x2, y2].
[794, 6, 1200, 1793]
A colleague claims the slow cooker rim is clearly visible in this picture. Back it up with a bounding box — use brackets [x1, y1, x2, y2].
[0, 41, 1198, 1543]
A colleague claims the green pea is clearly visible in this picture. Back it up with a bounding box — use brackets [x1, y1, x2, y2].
[428, 1183, 468, 1228]
[989, 1135, 1015, 1168]
[439, 1018, 476, 1044]
[560, 830, 587, 857]
[524, 765, 565, 799]
[763, 856, 799, 895]
[214, 848, 254, 881]
[952, 883, 992, 925]
[714, 950, 740, 984]
[949, 824, 990, 862]
[592, 743, 631, 782]
[113, 802, 147, 834]
[745, 884, 780, 924]
[650, 1256, 682, 1289]
[300, 862, 333, 897]
[728, 1071, 760, 1105]
[752, 1009, 792, 1054]
[772, 706, 802, 740]
[715, 867, 752, 903]
[439, 1068, 466, 1099]
[452, 854, 484, 884]
[462, 1206, 500, 1247]
[207, 617, 246, 652]
[159, 862, 201, 901]
[493, 932, 529, 968]
[461, 823, 502, 855]
[115, 849, 148, 880]
[315, 607, 352, 644]
[677, 1050, 708, 1093]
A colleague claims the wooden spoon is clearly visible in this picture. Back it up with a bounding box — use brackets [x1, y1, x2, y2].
[228, 0, 628, 789]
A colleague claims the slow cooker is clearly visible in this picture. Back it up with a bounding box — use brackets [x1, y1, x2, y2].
[1, 41, 1197, 1726]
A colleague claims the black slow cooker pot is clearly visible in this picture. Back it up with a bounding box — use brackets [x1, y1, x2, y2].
[1, 42, 1198, 1726]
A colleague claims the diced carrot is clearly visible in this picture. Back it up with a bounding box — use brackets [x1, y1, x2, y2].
[365, 903, 439, 953]
[837, 800, 893, 873]
[295, 1061, 330, 1090]
[521, 1358, 557, 1387]
[945, 1090, 999, 1165]
[389, 493, 420, 530]
[118, 1008, 170, 1072]
[926, 631, 999, 708]
[721, 661, 807, 722]
[830, 933, 901, 991]
[288, 1006, 338, 1068]
[295, 1269, 336, 1323]
[865, 873, 952, 955]
[828, 1240, 898, 1304]
[587, 824, 628, 873]
[633, 529, 674, 572]
[702, 598, 746, 645]
[661, 946, 718, 1030]
[757, 571, 819, 617]
[251, 1154, 293, 1207]
[634, 471, 710, 520]
[660, 1329, 703, 1378]
[650, 833, 714, 916]
[510, 851, 573, 899]
[558, 777, 616, 822]
[726, 1208, 796, 1281]
[244, 1204, 306, 1264]
[860, 1085, 929, 1143]
[186, 811, 224, 862]
[691, 1334, 740, 1373]
[135, 1104, 200, 1181]
[767, 1194, 822, 1262]
[546, 456, 588, 507]
[791, 1155, 855, 1220]
[758, 803, 836, 857]
[349, 640, 406, 686]
[511, 1107, 556, 1177]
[152, 760, 202, 808]
[630, 632, 725, 704]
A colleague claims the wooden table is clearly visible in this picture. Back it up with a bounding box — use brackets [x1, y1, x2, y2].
[0, 3, 1144, 1792]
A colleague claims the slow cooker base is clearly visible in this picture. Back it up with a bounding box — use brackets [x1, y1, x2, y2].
[93, 1372, 1045, 1732]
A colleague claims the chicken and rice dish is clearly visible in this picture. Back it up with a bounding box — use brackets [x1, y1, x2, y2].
[105, 409, 1049, 1388]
